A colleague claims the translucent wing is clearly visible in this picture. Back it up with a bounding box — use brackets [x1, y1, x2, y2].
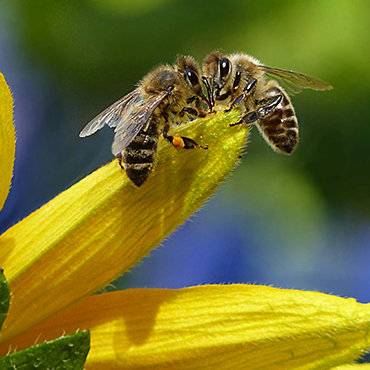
[263, 74, 305, 96]
[111, 90, 169, 156]
[261, 65, 333, 92]
[79, 89, 140, 137]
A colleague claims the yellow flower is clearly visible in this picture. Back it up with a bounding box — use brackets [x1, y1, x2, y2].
[0, 70, 370, 369]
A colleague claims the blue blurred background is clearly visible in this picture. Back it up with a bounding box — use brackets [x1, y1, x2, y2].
[1, 1, 370, 307]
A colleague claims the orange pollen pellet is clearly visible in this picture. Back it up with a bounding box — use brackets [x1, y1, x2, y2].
[172, 136, 185, 149]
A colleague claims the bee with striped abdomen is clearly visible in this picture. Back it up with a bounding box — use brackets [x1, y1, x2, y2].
[202, 52, 332, 154]
[79, 56, 209, 187]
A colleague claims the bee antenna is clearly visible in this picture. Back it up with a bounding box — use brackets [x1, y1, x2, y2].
[201, 76, 214, 110]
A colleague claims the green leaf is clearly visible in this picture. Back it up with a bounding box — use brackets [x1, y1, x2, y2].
[0, 268, 10, 330]
[0, 331, 90, 370]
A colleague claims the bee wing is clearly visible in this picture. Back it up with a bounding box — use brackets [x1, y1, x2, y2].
[261, 66, 333, 92]
[111, 90, 169, 156]
[79, 89, 140, 138]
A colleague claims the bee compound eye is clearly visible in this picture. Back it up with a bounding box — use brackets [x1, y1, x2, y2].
[219, 58, 231, 79]
[185, 67, 200, 87]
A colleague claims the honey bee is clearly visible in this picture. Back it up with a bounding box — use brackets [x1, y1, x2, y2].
[79, 56, 209, 187]
[202, 52, 333, 154]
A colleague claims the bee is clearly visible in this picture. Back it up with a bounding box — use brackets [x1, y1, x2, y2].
[79, 56, 209, 187]
[202, 52, 333, 154]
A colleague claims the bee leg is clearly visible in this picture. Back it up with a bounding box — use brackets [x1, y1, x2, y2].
[201, 77, 215, 111]
[185, 96, 209, 117]
[230, 95, 282, 127]
[229, 109, 262, 126]
[225, 79, 257, 113]
[116, 152, 124, 170]
[194, 96, 209, 117]
[244, 78, 258, 94]
[179, 107, 199, 117]
[163, 132, 208, 150]
[256, 95, 282, 117]
[186, 95, 200, 104]
[229, 111, 259, 127]
[224, 93, 247, 113]
[179, 106, 208, 119]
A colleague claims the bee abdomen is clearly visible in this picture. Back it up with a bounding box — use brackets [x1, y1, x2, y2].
[126, 132, 158, 150]
[122, 127, 159, 187]
[123, 162, 155, 187]
[123, 148, 156, 164]
[258, 86, 299, 154]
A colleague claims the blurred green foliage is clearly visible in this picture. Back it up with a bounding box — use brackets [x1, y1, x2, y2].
[10, 0, 370, 217]
[12, 0, 368, 212]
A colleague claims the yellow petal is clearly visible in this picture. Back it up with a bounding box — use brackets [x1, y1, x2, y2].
[2, 285, 370, 369]
[0, 108, 247, 344]
[0, 71, 15, 212]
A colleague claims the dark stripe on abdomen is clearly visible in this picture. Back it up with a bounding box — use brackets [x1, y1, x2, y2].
[122, 120, 160, 187]
[258, 86, 299, 154]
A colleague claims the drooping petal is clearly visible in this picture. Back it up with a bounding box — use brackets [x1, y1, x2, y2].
[0, 71, 15, 212]
[0, 108, 247, 344]
[2, 285, 370, 369]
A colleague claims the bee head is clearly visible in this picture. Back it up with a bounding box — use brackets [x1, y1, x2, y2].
[202, 51, 232, 103]
[175, 56, 208, 102]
